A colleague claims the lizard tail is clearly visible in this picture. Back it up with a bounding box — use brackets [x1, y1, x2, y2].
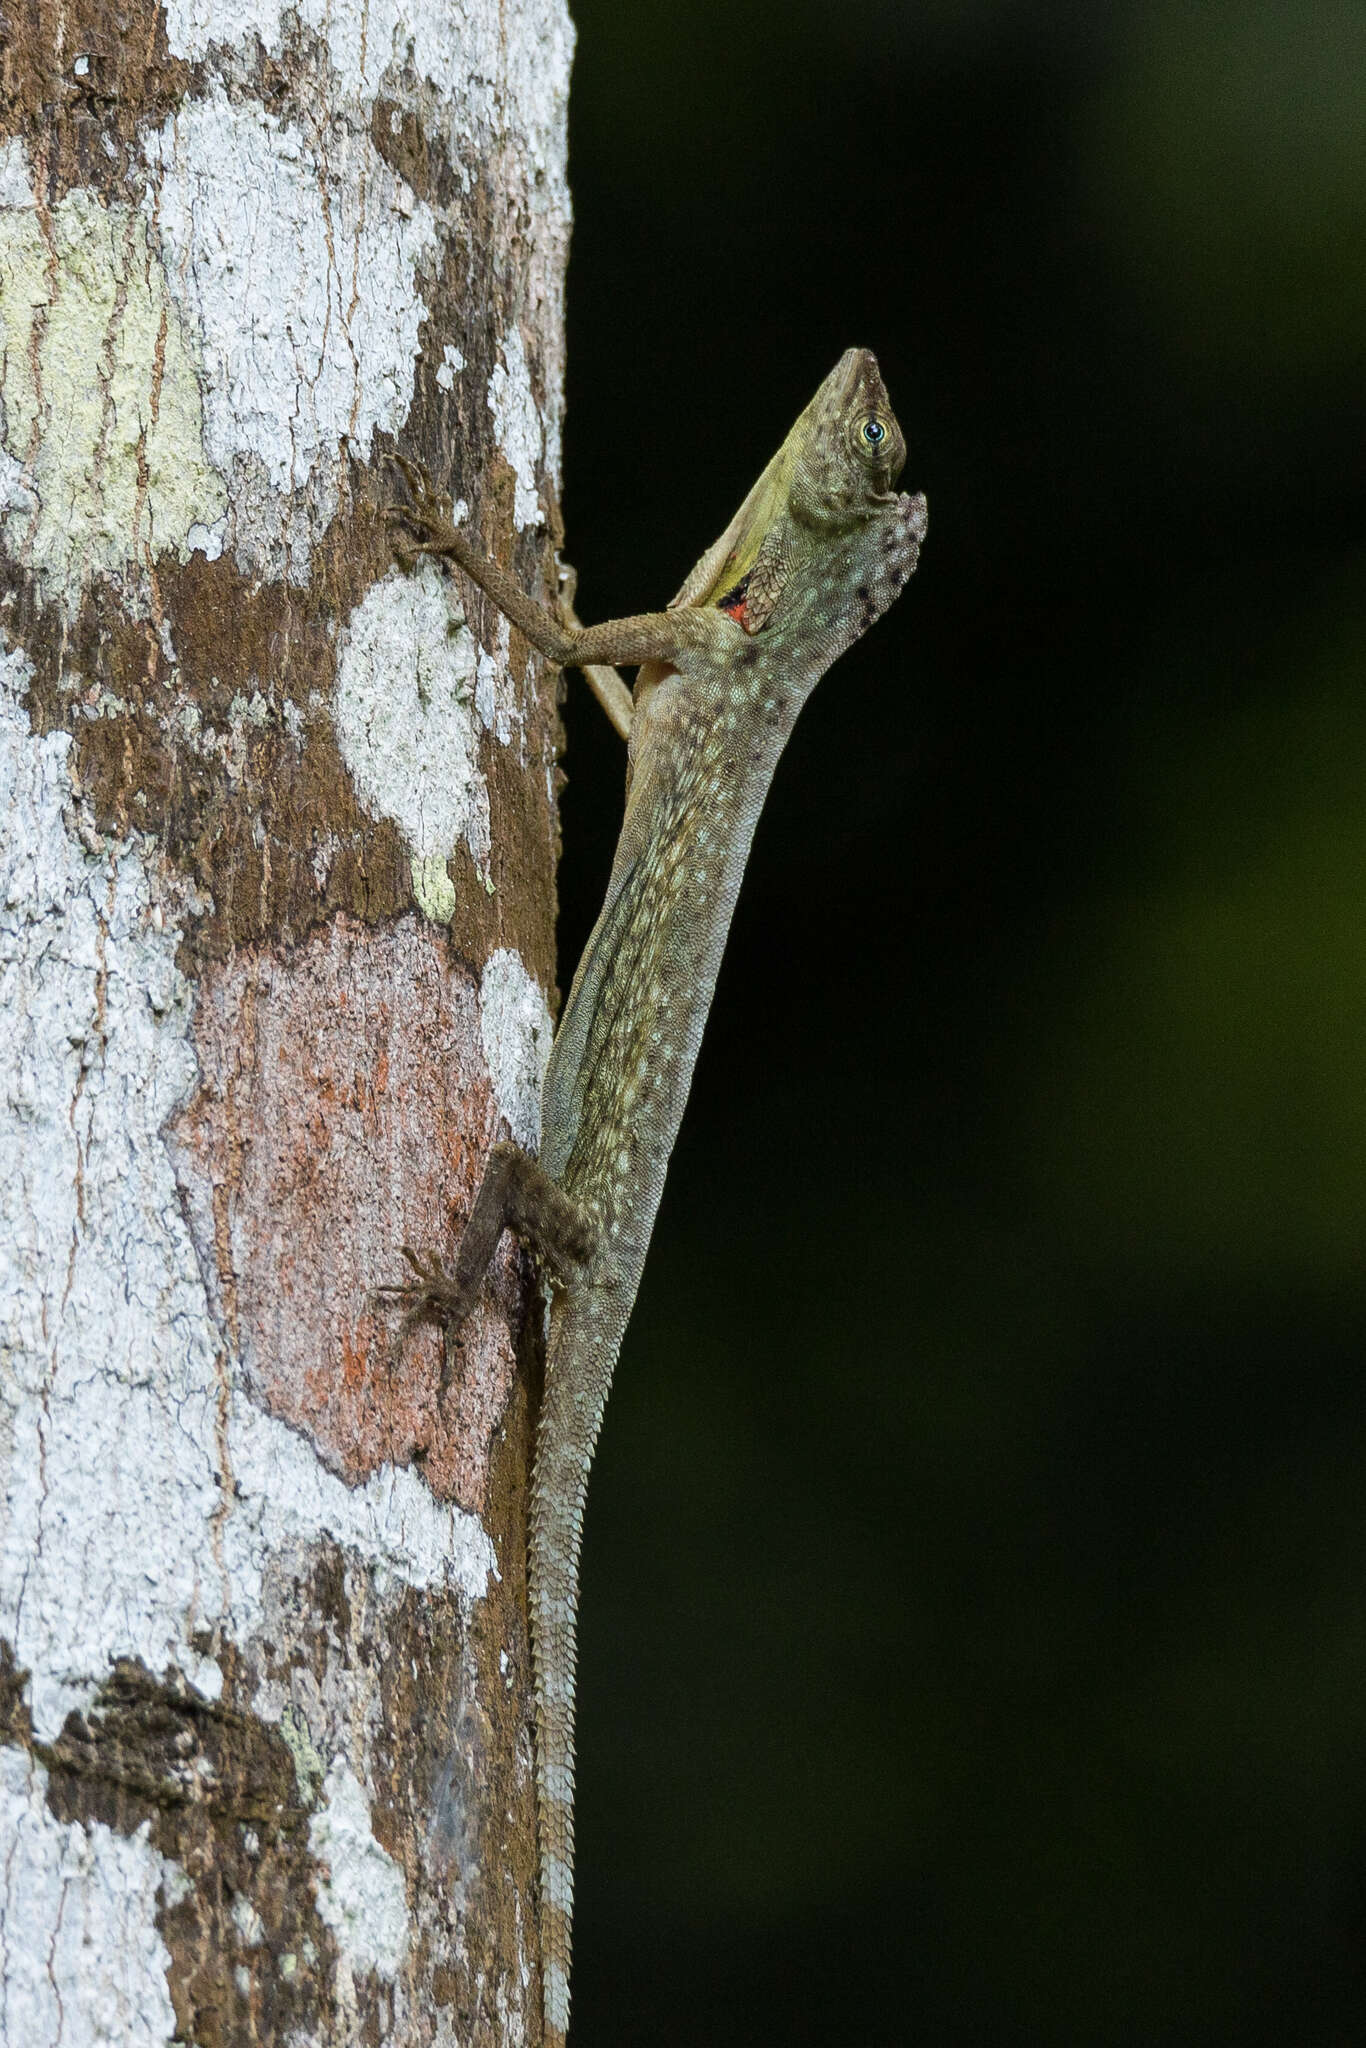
[529, 1309, 612, 2047]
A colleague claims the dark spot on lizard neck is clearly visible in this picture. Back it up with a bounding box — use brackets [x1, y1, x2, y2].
[717, 571, 753, 631]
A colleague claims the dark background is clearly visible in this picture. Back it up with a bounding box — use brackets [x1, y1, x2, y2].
[554, 3, 1366, 2041]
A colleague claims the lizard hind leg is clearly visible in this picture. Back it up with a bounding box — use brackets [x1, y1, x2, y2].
[376, 1142, 596, 1344]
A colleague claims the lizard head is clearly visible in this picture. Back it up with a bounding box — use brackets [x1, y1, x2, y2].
[789, 346, 907, 530]
[669, 347, 922, 637]
[786, 348, 926, 660]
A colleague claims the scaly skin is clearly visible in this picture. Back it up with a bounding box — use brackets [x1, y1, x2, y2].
[387, 349, 926, 2045]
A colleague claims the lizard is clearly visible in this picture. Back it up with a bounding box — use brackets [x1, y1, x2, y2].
[384, 347, 927, 2047]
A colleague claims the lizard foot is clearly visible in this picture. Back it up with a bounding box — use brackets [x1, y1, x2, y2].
[387, 453, 463, 558]
[373, 1246, 479, 1335]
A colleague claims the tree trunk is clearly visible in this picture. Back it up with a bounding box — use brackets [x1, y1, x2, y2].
[0, 3, 572, 2040]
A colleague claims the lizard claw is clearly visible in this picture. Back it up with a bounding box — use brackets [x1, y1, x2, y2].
[389, 452, 450, 522]
[389, 450, 434, 504]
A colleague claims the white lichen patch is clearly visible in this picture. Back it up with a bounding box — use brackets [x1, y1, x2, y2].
[163, 0, 284, 68]
[0, 1745, 181, 2046]
[0, 155, 226, 616]
[334, 562, 492, 887]
[309, 1761, 410, 1980]
[436, 344, 466, 392]
[473, 613, 526, 752]
[488, 327, 545, 533]
[0, 137, 33, 210]
[225, 1395, 498, 1618]
[163, 0, 573, 173]
[480, 950, 553, 1152]
[0, 647, 231, 1735]
[0, 641, 495, 1744]
[231, 1890, 266, 1946]
[151, 4, 572, 579]
[143, 87, 437, 582]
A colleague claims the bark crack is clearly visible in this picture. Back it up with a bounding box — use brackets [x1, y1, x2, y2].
[45, 1857, 69, 2043]
[2, 1752, 20, 2041]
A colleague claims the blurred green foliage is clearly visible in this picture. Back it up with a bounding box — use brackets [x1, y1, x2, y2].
[561, 0, 1366, 2040]
[1024, 577, 1366, 1284]
[1091, 0, 1366, 380]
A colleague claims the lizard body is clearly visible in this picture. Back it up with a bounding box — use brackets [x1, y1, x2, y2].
[387, 348, 926, 2045]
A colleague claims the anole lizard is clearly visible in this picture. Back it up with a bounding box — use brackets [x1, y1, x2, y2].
[386, 348, 926, 2046]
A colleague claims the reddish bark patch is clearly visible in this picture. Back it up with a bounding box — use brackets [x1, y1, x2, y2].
[169, 915, 528, 1511]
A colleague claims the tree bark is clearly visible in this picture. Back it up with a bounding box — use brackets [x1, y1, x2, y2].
[0, 3, 572, 2040]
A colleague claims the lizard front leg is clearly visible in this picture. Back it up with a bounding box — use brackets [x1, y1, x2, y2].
[377, 1142, 596, 1387]
[389, 456, 740, 673]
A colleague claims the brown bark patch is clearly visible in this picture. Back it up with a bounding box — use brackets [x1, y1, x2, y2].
[169, 914, 530, 1511]
[0, 1645, 338, 2048]
[9, 514, 419, 970]
[7, 503, 560, 991]
[0, 0, 192, 201]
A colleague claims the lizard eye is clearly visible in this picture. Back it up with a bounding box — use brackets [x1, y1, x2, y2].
[859, 415, 886, 451]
